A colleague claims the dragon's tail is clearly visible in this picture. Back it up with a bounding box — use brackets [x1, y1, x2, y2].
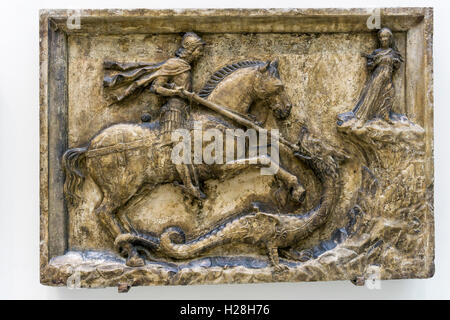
[160, 225, 232, 260]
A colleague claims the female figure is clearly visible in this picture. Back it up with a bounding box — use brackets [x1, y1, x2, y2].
[338, 27, 403, 125]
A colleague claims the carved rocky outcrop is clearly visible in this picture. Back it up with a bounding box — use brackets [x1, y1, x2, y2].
[332, 117, 432, 280]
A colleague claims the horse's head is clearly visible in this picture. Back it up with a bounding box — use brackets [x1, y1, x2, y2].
[253, 60, 292, 120]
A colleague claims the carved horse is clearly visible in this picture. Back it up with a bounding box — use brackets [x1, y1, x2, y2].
[62, 60, 305, 266]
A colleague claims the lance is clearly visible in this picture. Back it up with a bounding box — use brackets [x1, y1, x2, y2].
[181, 89, 308, 158]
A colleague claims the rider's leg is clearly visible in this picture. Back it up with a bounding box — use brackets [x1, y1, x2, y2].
[175, 163, 206, 199]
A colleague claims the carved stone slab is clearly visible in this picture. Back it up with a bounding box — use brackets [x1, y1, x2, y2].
[40, 8, 434, 290]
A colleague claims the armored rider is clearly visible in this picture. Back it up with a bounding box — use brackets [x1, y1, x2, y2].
[103, 32, 206, 199]
[151, 32, 206, 199]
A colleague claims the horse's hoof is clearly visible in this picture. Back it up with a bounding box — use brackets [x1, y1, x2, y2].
[126, 255, 145, 267]
[291, 186, 306, 203]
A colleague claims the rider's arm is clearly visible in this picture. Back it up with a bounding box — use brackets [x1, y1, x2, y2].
[151, 76, 181, 97]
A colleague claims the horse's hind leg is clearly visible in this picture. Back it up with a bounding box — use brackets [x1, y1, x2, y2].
[95, 197, 123, 238]
[95, 196, 145, 267]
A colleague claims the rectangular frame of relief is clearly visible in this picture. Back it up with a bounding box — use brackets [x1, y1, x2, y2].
[40, 8, 434, 288]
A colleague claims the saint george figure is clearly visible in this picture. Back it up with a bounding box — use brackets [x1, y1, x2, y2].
[103, 32, 206, 199]
[337, 27, 403, 126]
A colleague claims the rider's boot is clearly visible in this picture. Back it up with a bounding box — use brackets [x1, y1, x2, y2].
[175, 164, 206, 200]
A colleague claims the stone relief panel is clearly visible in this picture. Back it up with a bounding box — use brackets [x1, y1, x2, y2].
[40, 8, 434, 290]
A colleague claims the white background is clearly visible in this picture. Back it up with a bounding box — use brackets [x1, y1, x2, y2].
[0, 0, 449, 299]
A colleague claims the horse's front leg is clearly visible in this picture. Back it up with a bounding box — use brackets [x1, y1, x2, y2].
[224, 156, 306, 203]
[270, 160, 306, 203]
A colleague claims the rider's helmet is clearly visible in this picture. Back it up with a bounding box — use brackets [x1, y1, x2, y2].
[176, 32, 205, 59]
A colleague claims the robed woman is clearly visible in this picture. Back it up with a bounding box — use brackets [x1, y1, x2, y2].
[338, 27, 403, 125]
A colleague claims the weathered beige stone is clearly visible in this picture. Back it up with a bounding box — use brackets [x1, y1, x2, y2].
[40, 8, 434, 290]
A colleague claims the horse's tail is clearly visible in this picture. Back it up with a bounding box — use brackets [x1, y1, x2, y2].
[62, 147, 88, 205]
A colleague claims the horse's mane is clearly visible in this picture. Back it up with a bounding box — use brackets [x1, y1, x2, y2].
[198, 60, 265, 98]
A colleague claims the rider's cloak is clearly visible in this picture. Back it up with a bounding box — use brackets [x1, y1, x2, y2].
[103, 58, 191, 104]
